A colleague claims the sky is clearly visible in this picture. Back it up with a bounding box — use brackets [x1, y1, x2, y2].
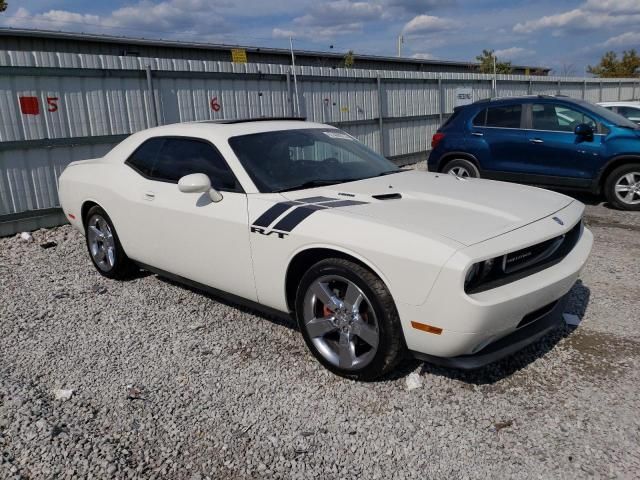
[1, 0, 640, 75]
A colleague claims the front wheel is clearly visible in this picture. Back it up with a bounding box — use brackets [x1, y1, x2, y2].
[441, 158, 480, 178]
[84, 205, 138, 279]
[295, 258, 404, 380]
[604, 163, 640, 211]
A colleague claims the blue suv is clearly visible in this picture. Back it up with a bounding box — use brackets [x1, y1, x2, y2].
[428, 95, 640, 210]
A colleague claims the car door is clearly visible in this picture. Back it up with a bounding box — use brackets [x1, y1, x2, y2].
[466, 103, 527, 173]
[122, 136, 257, 302]
[523, 103, 605, 182]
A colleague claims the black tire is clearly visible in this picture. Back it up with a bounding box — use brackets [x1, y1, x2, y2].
[604, 163, 640, 211]
[84, 205, 138, 279]
[295, 258, 404, 381]
[442, 158, 480, 178]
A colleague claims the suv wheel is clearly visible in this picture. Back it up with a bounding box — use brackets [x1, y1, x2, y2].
[442, 159, 480, 178]
[604, 163, 640, 211]
[295, 258, 404, 381]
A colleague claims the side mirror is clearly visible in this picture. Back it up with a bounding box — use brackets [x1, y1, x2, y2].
[178, 173, 223, 203]
[574, 123, 594, 139]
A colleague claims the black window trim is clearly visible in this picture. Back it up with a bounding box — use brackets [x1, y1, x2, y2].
[125, 135, 245, 194]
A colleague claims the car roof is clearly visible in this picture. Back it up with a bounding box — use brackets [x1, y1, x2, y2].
[134, 119, 334, 139]
[598, 101, 640, 107]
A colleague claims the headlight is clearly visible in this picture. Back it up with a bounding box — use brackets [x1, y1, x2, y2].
[464, 259, 495, 290]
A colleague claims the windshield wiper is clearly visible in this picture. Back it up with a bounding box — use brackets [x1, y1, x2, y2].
[275, 179, 355, 193]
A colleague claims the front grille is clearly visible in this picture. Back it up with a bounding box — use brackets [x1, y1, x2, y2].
[466, 220, 583, 294]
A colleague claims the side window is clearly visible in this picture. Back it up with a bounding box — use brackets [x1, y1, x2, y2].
[485, 105, 522, 128]
[152, 138, 240, 192]
[126, 138, 164, 177]
[617, 106, 640, 123]
[531, 104, 596, 132]
[472, 109, 487, 126]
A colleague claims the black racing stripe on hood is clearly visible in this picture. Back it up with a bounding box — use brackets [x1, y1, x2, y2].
[252, 201, 296, 227]
[272, 204, 325, 232]
[296, 196, 337, 203]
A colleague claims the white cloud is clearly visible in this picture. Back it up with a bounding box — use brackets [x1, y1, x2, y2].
[493, 47, 534, 59]
[1, 1, 229, 38]
[293, 1, 383, 28]
[402, 14, 457, 36]
[3, 7, 101, 30]
[585, 0, 640, 14]
[601, 31, 640, 48]
[514, 1, 640, 34]
[271, 0, 386, 40]
[272, 28, 297, 39]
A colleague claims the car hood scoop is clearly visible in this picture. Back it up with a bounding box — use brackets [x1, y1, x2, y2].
[281, 171, 573, 246]
[371, 193, 402, 200]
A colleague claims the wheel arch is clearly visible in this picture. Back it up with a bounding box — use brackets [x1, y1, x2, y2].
[597, 155, 640, 192]
[438, 152, 481, 173]
[284, 246, 392, 313]
[81, 200, 100, 227]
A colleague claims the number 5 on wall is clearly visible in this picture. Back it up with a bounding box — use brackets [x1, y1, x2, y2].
[47, 97, 59, 112]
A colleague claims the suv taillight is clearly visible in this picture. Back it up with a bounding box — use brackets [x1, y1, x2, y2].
[431, 132, 445, 148]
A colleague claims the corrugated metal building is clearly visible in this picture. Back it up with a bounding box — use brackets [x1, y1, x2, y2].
[0, 28, 638, 236]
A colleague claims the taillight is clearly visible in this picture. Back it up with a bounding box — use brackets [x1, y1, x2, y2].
[431, 132, 445, 148]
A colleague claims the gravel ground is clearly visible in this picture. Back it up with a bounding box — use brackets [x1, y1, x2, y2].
[1, 188, 640, 479]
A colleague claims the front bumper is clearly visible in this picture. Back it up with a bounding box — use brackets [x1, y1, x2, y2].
[396, 201, 592, 366]
[410, 293, 567, 369]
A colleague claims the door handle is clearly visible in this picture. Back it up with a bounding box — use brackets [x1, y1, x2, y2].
[471, 132, 483, 137]
[144, 191, 156, 201]
[529, 138, 544, 144]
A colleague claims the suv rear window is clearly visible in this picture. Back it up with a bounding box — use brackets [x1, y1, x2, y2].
[486, 105, 522, 128]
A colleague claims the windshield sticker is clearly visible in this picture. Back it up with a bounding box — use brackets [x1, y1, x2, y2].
[323, 131, 355, 141]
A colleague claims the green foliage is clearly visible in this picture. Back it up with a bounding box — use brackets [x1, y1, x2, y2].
[0, 1, 7, 13]
[475, 49, 512, 74]
[343, 50, 355, 68]
[588, 50, 640, 78]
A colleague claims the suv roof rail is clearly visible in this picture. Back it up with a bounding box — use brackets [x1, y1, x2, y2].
[201, 117, 307, 124]
[473, 94, 574, 104]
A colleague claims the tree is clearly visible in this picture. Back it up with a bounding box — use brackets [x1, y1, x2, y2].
[556, 62, 576, 77]
[343, 50, 355, 68]
[0, 1, 7, 13]
[475, 49, 512, 74]
[588, 50, 640, 78]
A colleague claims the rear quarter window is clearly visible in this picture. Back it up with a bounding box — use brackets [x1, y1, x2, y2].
[485, 104, 522, 128]
[126, 138, 164, 177]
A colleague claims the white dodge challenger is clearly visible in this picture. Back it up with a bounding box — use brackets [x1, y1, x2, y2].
[59, 119, 593, 380]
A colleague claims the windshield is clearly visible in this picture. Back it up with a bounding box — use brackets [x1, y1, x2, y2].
[577, 100, 640, 129]
[228, 128, 399, 193]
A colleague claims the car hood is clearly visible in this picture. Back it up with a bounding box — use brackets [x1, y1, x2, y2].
[280, 170, 574, 246]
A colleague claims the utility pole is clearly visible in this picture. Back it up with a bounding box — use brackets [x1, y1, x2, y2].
[289, 36, 301, 117]
[492, 53, 497, 97]
[397, 35, 404, 57]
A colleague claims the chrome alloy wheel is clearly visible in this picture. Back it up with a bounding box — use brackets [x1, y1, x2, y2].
[448, 166, 471, 177]
[87, 214, 116, 272]
[302, 275, 379, 370]
[614, 171, 640, 205]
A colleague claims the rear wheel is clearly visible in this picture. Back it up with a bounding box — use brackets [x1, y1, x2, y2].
[84, 206, 138, 279]
[604, 163, 640, 211]
[295, 258, 404, 380]
[442, 158, 480, 178]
